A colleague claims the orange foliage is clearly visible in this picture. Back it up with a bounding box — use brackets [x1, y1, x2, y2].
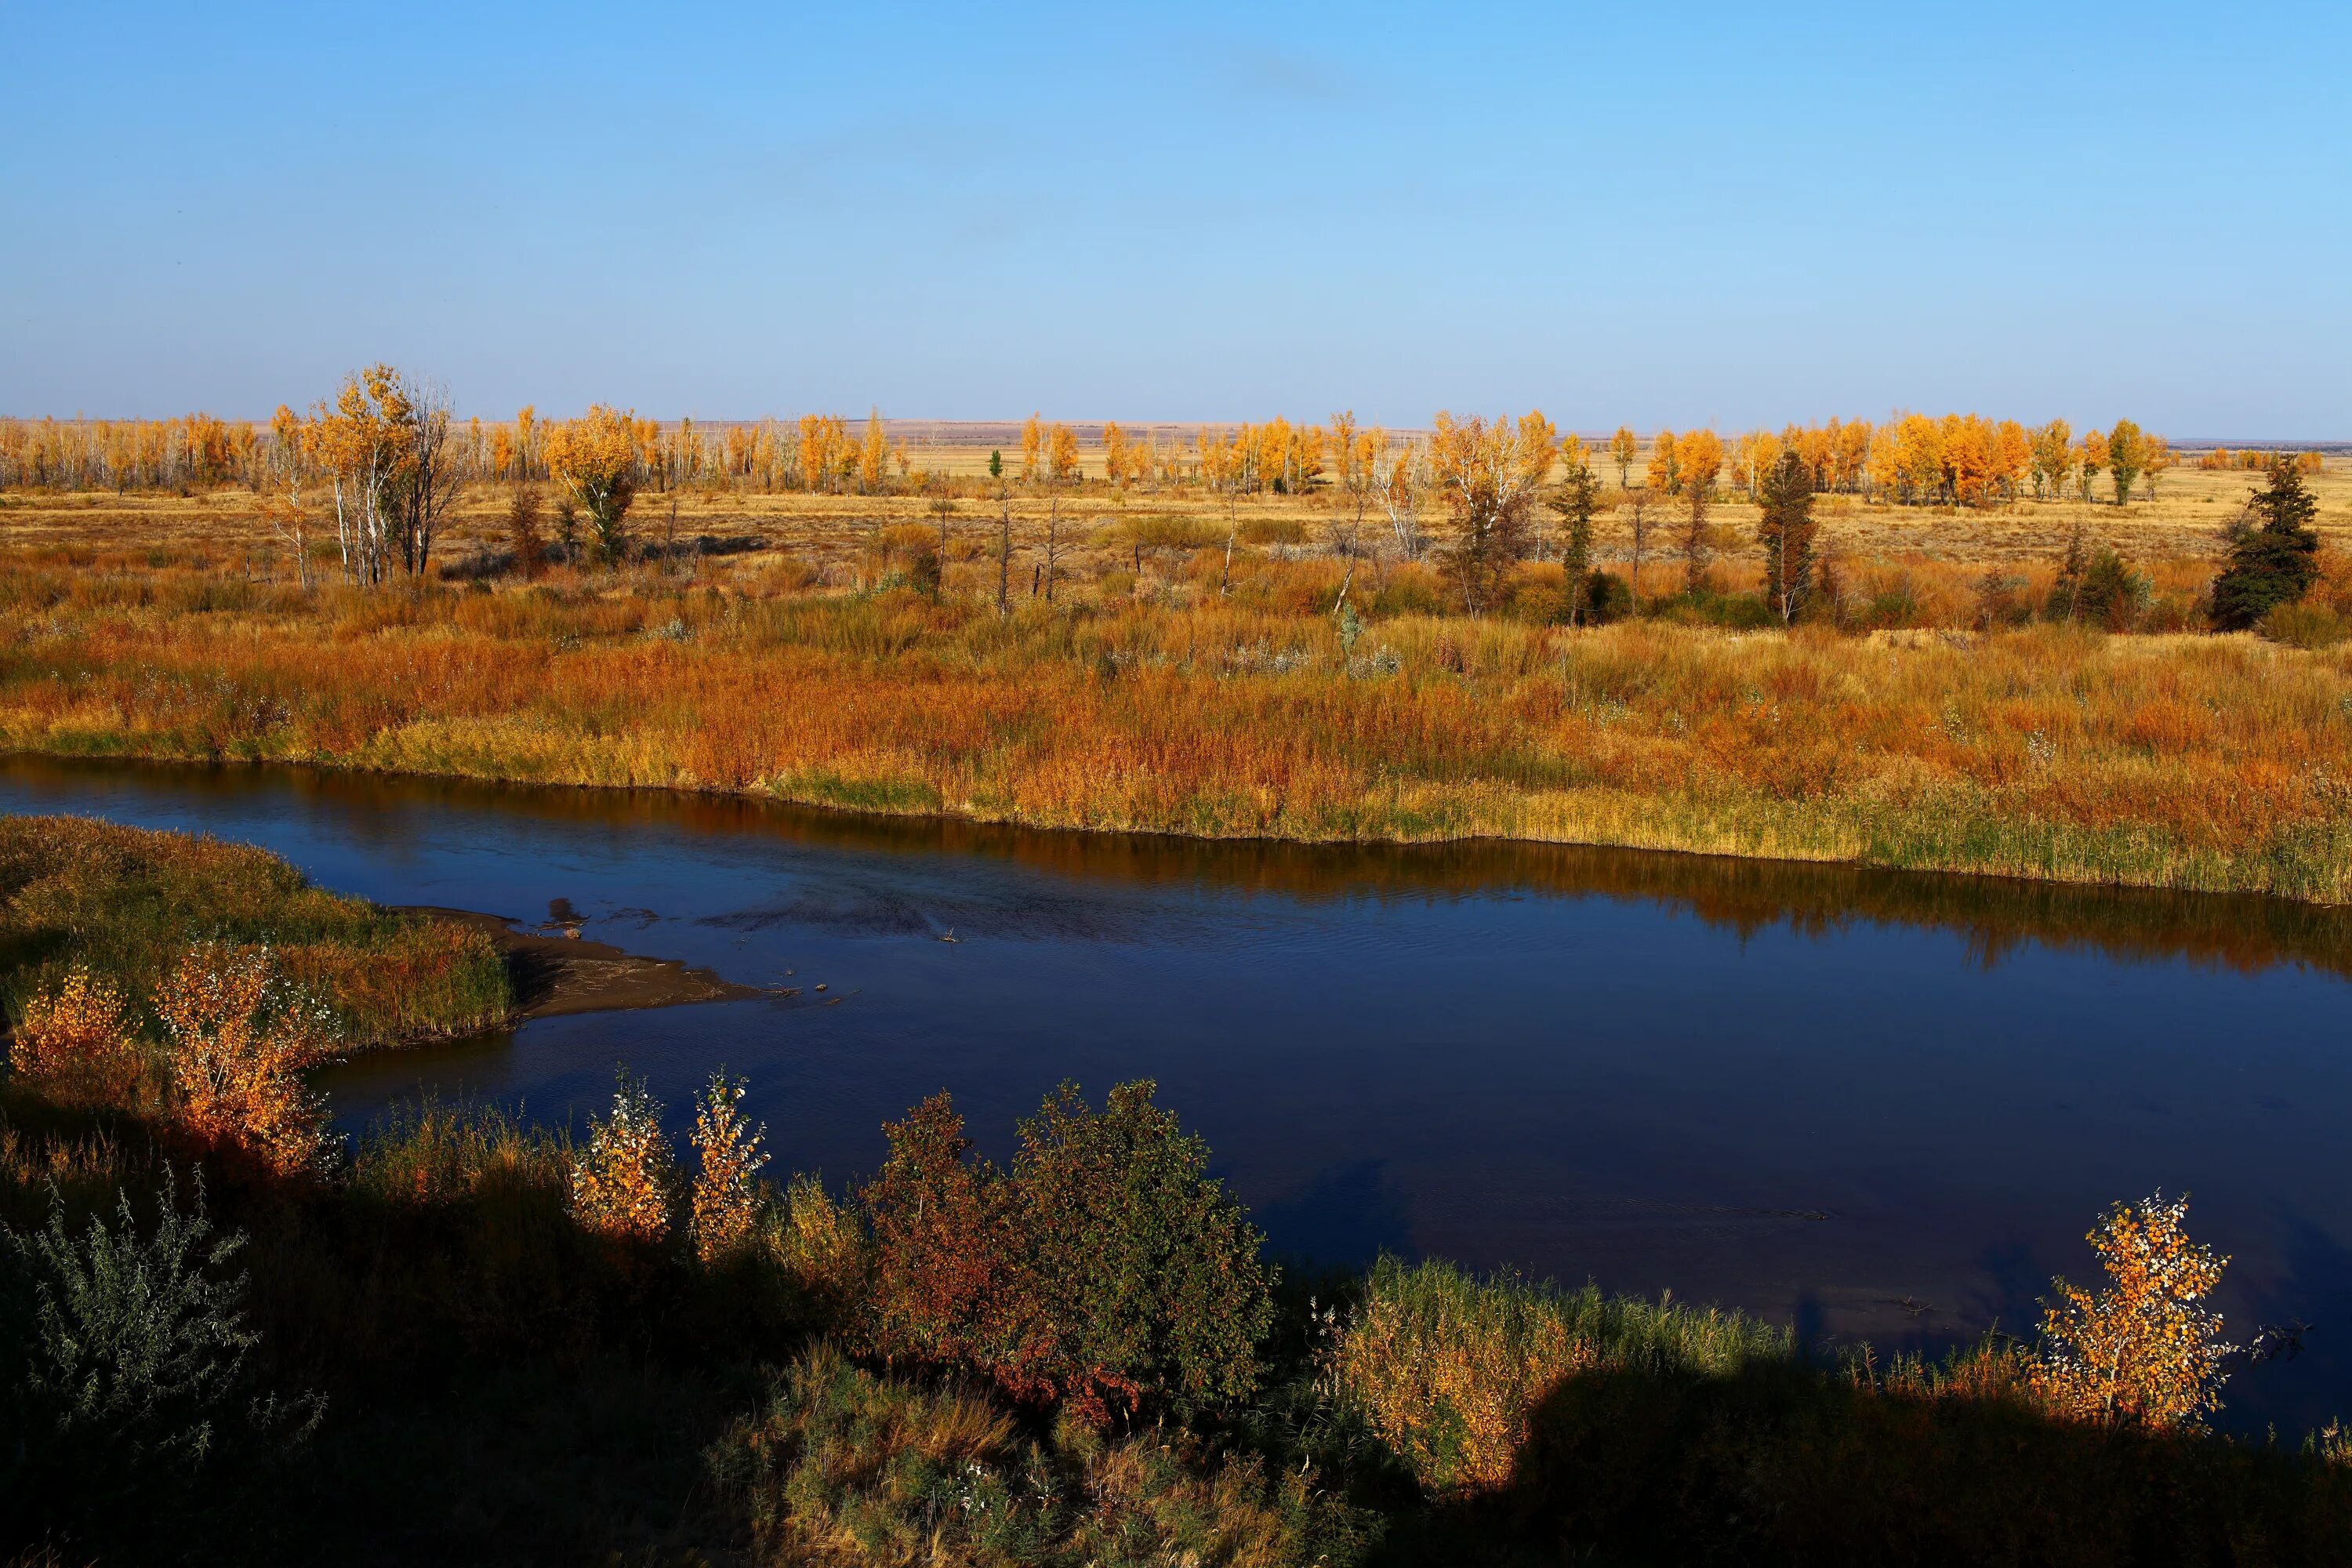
[9, 967, 145, 1109]
[156, 942, 336, 1175]
[689, 1070, 769, 1263]
[570, 1069, 673, 1243]
[2030, 1192, 2234, 1431]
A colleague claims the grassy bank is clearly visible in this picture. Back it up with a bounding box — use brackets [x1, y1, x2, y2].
[5, 1080, 2349, 1564]
[2, 560, 2350, 900]
[0, 815, 510, 1048]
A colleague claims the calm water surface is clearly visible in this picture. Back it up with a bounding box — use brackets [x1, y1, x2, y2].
[6, 756, 2349, 1432]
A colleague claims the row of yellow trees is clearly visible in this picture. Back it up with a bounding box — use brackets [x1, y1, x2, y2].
[10, 395, 2278, 515]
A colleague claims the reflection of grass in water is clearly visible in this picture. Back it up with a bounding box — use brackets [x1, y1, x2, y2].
[13, 747, 2348, 981]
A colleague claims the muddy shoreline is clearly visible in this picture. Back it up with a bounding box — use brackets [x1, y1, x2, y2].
[398, 906, 777, 1020]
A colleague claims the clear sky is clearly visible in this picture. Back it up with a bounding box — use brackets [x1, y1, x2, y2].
[4, 2, 2347, 437]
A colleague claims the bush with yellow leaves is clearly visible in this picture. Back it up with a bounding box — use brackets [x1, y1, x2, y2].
[156, 942, 336, 1176]
[688, 1070, 768, 1263]
[569, 1068, 673, 1243]
[2031, 1189, 2236, 1431]
[9, 967, 147, 1109]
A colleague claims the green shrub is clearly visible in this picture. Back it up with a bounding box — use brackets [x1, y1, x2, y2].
[2, 1170, 316, 1526]
[858, 1082, 1276, 1421]
[999, 1081, 1275, 1420]
[2259, 599, 2345, 649]
[1580, 568, 1633, 624]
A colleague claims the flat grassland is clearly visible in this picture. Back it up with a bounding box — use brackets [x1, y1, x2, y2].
[0, 446, 2347, 902]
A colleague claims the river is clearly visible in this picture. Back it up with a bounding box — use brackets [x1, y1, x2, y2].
[5, 755, 2347, 1433]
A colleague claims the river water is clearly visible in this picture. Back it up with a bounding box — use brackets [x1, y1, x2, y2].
[5, 756, 2347, 1432]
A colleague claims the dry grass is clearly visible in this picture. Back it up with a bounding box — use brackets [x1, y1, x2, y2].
[0, 549, 2347, 898]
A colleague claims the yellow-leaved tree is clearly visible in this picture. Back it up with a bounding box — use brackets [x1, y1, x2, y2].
[2031, 1191, 2234, 1430]
[545, 405, 640, 564]
[1609, 426, 1639, 488]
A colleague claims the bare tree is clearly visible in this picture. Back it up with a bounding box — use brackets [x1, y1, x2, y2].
[393, 376, 462, 582]
[996, 488, 1012, 619]
[1622, 487, 1653, 613]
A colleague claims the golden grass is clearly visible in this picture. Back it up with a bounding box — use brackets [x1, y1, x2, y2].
[0, 548, 2347, 898]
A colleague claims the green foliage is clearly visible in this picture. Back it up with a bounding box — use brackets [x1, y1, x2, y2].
[2, 1170, 315, 1526]
[1000, 1081, 1276, 1419]
[2212, 459, 2323, 630]
[1755, 449, 1819, 623]
[1548, 462, 1601, 626]
[2076, 549, 2147, 630]
[1580, 568, 1632, 624]
[2046, 539, 2146, 630]
[988, 448, 1003, 479]
[858, 1082, 1276, 1421]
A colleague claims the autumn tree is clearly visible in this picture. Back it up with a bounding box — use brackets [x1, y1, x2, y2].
[507, 485, 545, 579]
[260, 404, 314, 590]
[1755, 450, 1819, 623]
[2209, 458, 2322, 630]
[1378, 441, 1425, 561]
[2078, 427, 2107, 503]
[1622, 487, 1655, 612]
[1682, 473, 1712, 596]
[545, 405, 641, 565]
[1019, 412, 1043, 483]
[1646, 429, 1680, 493]
[1677, 429, 1724, 498]
[1428, 412, 1546, 615]
[310, 365, 415, 587]
[2031, 419, 2074, 500]
[1609, 426, 1638, 488]
[2107, 419, 2145, 506]
[389, 376, 461, 579]
[858, 408, 890, 493]
[1047, 422, 1079, 484]
[2031, 1192, 2234, 1431]
[1101, 420, 1128, 489]
[2143, 433, 2173, 499]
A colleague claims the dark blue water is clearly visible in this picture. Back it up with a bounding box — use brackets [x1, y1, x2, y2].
[5, 756, 2349, 1433]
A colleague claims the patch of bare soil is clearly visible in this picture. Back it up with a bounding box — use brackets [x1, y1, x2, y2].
[401, 906, 776, 1018]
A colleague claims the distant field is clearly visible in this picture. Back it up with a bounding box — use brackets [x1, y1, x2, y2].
[2, 440, 2343, 589]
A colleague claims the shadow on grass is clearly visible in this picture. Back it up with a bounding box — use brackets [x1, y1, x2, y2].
[1370, 1356, 2352, 1566]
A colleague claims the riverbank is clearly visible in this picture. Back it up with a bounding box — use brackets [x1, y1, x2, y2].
[0, 814, 510, 1048]
[2, 562, 2349, 902]
[402, 904, 775, 1018]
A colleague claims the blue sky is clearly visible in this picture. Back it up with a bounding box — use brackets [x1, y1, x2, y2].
[4, 2, 2347, 436]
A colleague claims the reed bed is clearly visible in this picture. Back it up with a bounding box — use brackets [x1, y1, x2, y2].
[0, 815, 510, 1047]
[2, 563, 2348, 900]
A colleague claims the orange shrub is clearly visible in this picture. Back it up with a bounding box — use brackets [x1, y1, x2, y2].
[156, 942, 336, 1174]
[9, 967, 146, 1109]
[569, 1069, 673, 1243]
[688, 1070, 768, 1263]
